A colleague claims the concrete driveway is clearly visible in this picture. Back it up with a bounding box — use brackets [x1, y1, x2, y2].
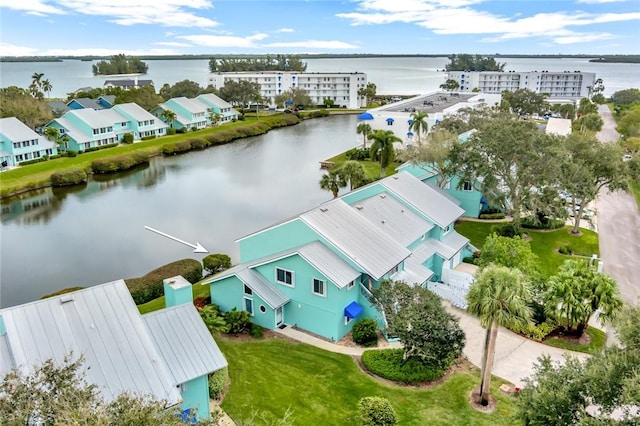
[595, 104, 640, 306]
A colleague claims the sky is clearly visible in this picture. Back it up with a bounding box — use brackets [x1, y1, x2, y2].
[0, 0, 639, 57]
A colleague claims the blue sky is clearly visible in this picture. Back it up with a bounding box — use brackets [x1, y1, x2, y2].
[1, 0, 639, 56]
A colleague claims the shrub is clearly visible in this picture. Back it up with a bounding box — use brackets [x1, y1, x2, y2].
[141, 135, 156, 141]
[249, 324, 264, 339]
[558, 244, 573, 255]
[479, 212, 506, 220]
[346, 148, 370, 161]
[91, 152, 149, 173]
[161, 140, 192, 156]
[125, 259, 203, 305]
[66, 150, 78, 157]
[121, 133, 134, 144]
[167, 127, 177, 135]
[462, 256, 477, 265]
[492, 222, 523, 238]
[352, 318, 378, 346]
[18, 157, 47, 166]
[208, 367, 229, 400]
[512, 320, 556, 342]
[357, 396, 397, 426]
[199, 304, 228, 334]
[193, 296, 211, 310]
[84, 143, 118, 153]
[361, 349, 445, 384]
[50, 168, 88, 187]
[203, 253, 232, 275]
[49, 154, 61, 160]
[521, 216, 565, 230]
[189, 137, 208, 150]
[223, 308, 251, 335]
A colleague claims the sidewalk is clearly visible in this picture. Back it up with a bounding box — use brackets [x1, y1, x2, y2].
[273, 302, 589, 388]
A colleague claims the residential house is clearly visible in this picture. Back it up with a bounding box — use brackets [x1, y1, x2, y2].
[151, 97, 208, 131]
[0, 276, 227, 421]
[104, 78, 154, 90]
[0, 117, 58, 167]
[66, 95, 116, 111]
[204, 171, 475, 342]
[46, 102, 167, 151]
[196, 93, 239, 124]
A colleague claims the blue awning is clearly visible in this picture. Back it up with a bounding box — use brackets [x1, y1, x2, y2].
[407, 131, 414, 136]
[358, 112, 374, 120]
[285, 99, 293, 105]
[386, 117, 395, 123]
[407, 119, 413, 124]
[344, 301, 363, 319]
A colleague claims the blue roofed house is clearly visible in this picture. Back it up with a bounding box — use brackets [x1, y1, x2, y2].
[196, 94, 239, 124]
[204, 171, 476, 342]
[66, 95, 116, 111]
[0, 117, 58, 167]
[152, 97, 208, 132]
[0, 276, 227, 422]
[46, 103, 168, 151]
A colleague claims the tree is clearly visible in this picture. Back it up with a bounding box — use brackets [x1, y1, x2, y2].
[0, 355, 215, 425]
[575, 112, 603, 135]
[161, 109, 177, 128]
[114, 86, 163, 111]
[92, 54, 148, 75]
[544, 259, 622, 336]
[477, 234, 540, 277]
[274, 87, 312, 109]
[358, 82, 377, 106]
[0, 86, 53, 129]
[319, 169, 347, 198]
[408, 111, 429, 145]
[43, 126, 69, 150]
[466, 265, 533, 406]
[404, 128, 457, 188]
[165, 79, 203, 99]
[219, 80, 262, 108]
[444, 54, 506, 71]
[338, 160, 366, 190]
[450, 117, 558, 227]
[368, 130, 400, 178]
[208, 110, 222, 127]
[439, 79, 460, 92]
[357, 396, 397, 426]
[587, 77, 605, 100]
[617, 106, 640, 138]
[500, 89, 548, 117]
[203, 253, 232, 275]
[611, 88, 640, 106]
[577, 97, 598, 116]
[41, 79, 53, 99]
[356, 122, 372, 149]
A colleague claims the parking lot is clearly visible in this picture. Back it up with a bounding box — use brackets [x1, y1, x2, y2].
[384, 92, 476, 114]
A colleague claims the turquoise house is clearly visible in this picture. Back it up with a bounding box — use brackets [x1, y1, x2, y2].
[0, 276, 227, 422]
[196, 93, 239, 124]
[205, 171, 475, 341]
[0, 117, 58, 167]
[151, 97, 208, 131]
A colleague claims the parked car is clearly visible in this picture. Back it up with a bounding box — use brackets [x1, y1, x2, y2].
[623, 154, 632, 162]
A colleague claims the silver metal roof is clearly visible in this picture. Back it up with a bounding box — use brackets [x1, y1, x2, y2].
[353, 192, 434, 247]
[52, 117, 92, 143]
[68, 108, 119, 129]
[143, 304, 227, 385]
[197, 93, 232, 109]
[166, 97, 208, 114]
[300, 199, 410, 280]
[395, 239, 437, 286]
[236, 269, 290, 308]
[297, 241, 361, 288]
[0, 280, 182, 405]
[0, 117, 40, 141]
[0, 333, 13, 376]
[114, 103, 166, 126]
[381, 172, 465, 228]
[423, 230, 469, 260]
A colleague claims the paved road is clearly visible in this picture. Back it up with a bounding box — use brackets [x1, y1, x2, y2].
[595, 104, 640, 306]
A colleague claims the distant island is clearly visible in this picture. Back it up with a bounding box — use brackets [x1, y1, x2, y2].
[92, 54, 148, 76]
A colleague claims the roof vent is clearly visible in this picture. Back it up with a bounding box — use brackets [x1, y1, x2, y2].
[379, 194, 386, 199]
[393, 176, 399, 180]
[60, 295, 74, 304]
[356, 205, 364, 210]
[381, 220, 386, 224]
[320, 207, 328, 212]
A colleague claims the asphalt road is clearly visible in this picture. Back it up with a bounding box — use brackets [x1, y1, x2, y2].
[595, 104, 640, 306]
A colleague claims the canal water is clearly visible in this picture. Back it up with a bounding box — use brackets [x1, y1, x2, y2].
[0, 114, 360, 307]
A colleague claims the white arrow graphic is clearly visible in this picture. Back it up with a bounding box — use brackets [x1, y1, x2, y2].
[144, 226, 208, 253]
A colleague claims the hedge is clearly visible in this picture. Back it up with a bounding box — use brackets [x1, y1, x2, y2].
[521, 216, 565, 230]
[479, 212, 506, 220]
[91, 151, 149, 173]
[208, 367, 229, 400]
[125, 258, 203, 305]
[84, 143, 118, 153]
[18, 157, 47, 166]
[361, 349, 445, 384]
[50, 168, 88, 187]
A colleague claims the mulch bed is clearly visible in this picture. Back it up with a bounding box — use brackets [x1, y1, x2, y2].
[469, 388, 497, 413]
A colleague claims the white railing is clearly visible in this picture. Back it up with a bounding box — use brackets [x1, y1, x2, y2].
[428, 282, 468, 309]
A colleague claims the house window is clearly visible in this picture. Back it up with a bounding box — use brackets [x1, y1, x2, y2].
[463, 181, 473, 191]
[345, 316, 353, 325]
[312, 279, 326, 297]
[346, 280, 355, 290]
[443, 224, 451, 234]
[243, 284, 252, 296]
[244, 297, 254, 315]
[276, 267, 294, 286]
[389, 264, 399, 276]
[259, 305, 267, 313]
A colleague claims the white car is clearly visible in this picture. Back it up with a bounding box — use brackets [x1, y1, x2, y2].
[623, 154, 632, 162]
[568, 207, 595, 218]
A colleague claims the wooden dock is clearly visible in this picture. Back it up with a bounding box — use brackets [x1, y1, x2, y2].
[319, 161, 335, 170]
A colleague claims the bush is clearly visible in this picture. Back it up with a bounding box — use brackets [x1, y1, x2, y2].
[357, 396, 397, 426]
[203, 253, 232, 275]
[512, 320, 556, 342]
[188, 137, 208, 150]
[223, 308, 252, 335]
[50, 168, 88, 187]
[161, 140, 192, 156]
[492, 222, 523, 238]
[558, 244, 573, 255]
[479, 212, 506, 220]
[66, 150, 78, 157]
[521, 216, 565, 230]
[84, 143, 118, 153]
[91, 152, 149, 174]
[18, 157, 47, 166]
[49, 154, 62, 160]
[346, 148, 370, 161]
[121, 133, 134, 144]
[352, 318, 378, 346]
[249, 324, 264, 339]
[208, 367, 229, 400]
[193, 296, 211, 310]
[361, 349, 445, 384]
[125, 259, 203, 305]
[167, 127, 177, 135]
[141, 135, 156, 141]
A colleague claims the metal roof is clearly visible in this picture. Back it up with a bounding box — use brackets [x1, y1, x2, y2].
[0, 117, 40, 141]
[394, 239, 437, 286]
[297, 241, 361, 288]
[236, 269, 290, 309]
[143, 304, 227, 385]
[197, 93, 232, 109]
[166, 97, 208, 114]
[0, 280, 182, 405]
[52, 117, 92, 143]
[300, 199, 410, 280]
[113, 103, 164, 125]
[381, 172, 464, 228]
[0, 334, 13, 376]
[68, 108, 119, 129]
[423, 230, 469, 260]
[353, 192, 434, 247]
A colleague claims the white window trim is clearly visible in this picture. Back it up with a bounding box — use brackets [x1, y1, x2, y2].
[312, 278, 326, 297]
[243, 284, 252, 296]
[463, 181, 473, 192]
[346, 280, 355, 291]
[345, 316, 353, 326]
[275, 267, 295, 287]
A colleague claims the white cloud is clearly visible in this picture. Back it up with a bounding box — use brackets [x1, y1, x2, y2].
[178, 33, 269, 48]
[276, 28, 295, 33]
[155, 41, 192, 47]
[553, 32, 615, 44]
[1, 0, 66, 15]
[263, 40, 359, 49]
[0, 42, 39, 56]
[576, 0, 626, 3]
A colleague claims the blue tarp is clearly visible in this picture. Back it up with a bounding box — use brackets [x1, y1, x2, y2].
[344, 301, 364, 319]
[358, 112, 374, 120]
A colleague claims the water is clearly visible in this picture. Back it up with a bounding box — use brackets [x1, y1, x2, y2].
[1, 57, 638, 99]
[0, 115, 360, 307]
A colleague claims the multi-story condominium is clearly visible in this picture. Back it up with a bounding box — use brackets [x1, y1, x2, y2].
[0, 117, 58, 167]
[207, 71, 368, 109]
[446, 71, 596, 98]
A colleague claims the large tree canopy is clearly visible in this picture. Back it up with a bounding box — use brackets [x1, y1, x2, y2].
[404, 128, 457, 188]
[444, 54, 506, 72]
[92, 54, 148, 76]
[114, 86, 163, 111]
[218, 80, 262, 107]
[0, 86, 53, 129]
[500, 89, 548, 117]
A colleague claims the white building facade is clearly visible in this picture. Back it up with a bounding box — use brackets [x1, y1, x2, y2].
[207, 71, 367, 109]
[447, 71, 596, 99]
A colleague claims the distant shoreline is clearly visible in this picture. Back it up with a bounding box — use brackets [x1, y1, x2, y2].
[1, 53, 639, 63]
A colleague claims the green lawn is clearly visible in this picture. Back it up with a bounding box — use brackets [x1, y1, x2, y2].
[137, 281, 210, 314]
[542, 326, 606, 355]
[455, 222, 599, 277]
[218, 337, 517, 425]
[325, 151, 398, 182]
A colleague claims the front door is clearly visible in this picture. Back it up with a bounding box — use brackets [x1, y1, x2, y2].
[275, 306, 283, 327]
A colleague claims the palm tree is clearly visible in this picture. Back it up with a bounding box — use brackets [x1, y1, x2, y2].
[368, 130, 400, 178]
[467, 264, 533, 406]
[161, 109, 177, 128]
[208, 110, 222, 127]
[338, 160, 366, 190]
[41, 79, 53, 99]
[28, 82, 43, 100]
[43, 127, 69, 150]
[319, 170, 347, 198]
[31, 72, 44, 88]
[356, 122, 372, 149]
[408, 111, 429, 144]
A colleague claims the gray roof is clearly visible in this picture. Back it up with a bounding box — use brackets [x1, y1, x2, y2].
[48, 100, 70, 114]
[381, 172, 465, 228]
[197, 93, 232, 109]
[0, 280, 182, 405]
[114, 103, 167, 130]
[423, 230, 469, 260]
[166, 97, 208, 114]
[394, 239, 437, 286]
[300, 199, 410, 280]
[0, 117, 40, 141]
[69, 97, 105, 110]
[353, 192, 434, 247]
[52, 117, 92, 143]
[296, 241, 361, 288]
[68, 108, 120, 129]
[143, 304, 227, 385]
[236, 269, 290, 308]
[104, 79, 154, 87]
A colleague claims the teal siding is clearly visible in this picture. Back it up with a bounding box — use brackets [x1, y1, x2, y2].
[209, 276, 244, 313]
[180, 375, 210, 421]
[238, 219, 318, 262]
[423, 175, 482, 218]
[0, 314, 5, 334]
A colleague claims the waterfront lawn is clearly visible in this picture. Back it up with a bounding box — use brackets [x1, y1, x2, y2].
[324, 151, 397, 181]
[217, 337, 516, 425]
[455, 222, 599, 277]
[137, 282, 209, 315]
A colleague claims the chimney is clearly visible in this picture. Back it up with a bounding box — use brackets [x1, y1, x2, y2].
[134, 75, 138, 88]
[163, 275, 193, 308]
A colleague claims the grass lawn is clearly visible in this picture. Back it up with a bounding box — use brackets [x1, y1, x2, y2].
[137, 282, 210, 315]
[542, 326, 606, 355]
[324, 151, 398, 182]
[217, 337, 517, 425]
[455, 221, 599, 277]
[630, 180, 640, 209]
